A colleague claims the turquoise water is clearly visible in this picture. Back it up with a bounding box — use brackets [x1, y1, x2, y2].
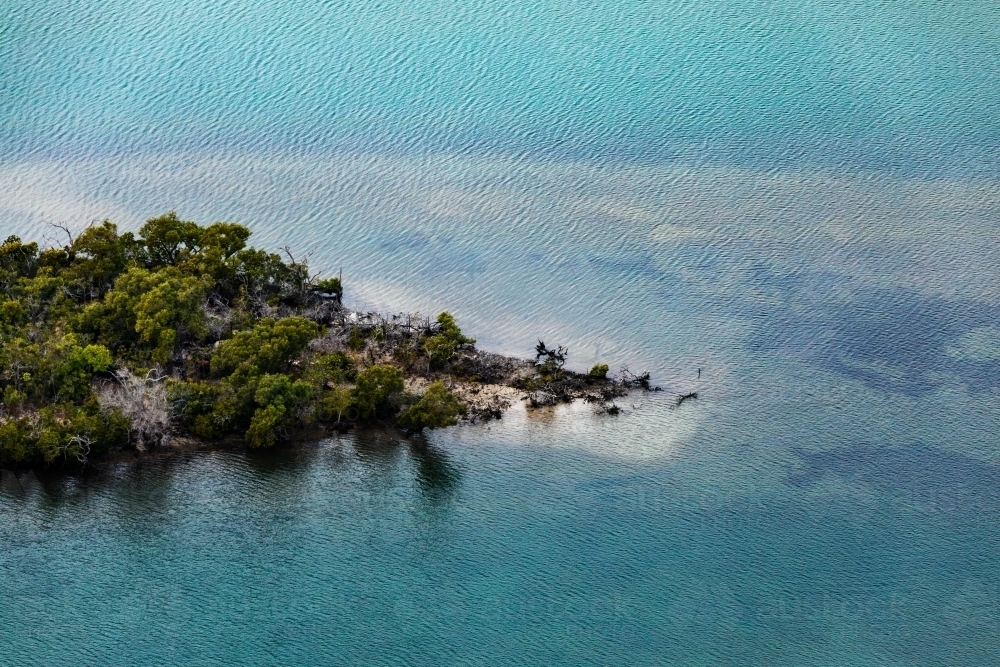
[3, 1, 1000, 664]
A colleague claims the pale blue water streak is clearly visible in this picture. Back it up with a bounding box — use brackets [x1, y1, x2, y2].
[3, 0, 1000, 664]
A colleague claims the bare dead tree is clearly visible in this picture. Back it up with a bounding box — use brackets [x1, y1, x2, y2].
[281, 245, 314, 267]
[47, 221, 77, 248]
[97, 368, 170, 449]
[280, 245, 314, 302]
[619, 367, 654, 390]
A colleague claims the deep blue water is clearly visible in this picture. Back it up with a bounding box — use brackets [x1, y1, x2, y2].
[3, 1, 1000, 664]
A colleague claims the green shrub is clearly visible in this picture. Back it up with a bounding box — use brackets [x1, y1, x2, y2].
[211, 316, 319, 376]
[60, 221, 142, 297]
[317, 387, 352, 422]
[246, 403, 285, 448]
[5, 334, 114, 403]
[589, 363, 609, 379]
[424, 334, 456, 369]
[254, 373, 313, 409]
[227, 248, 294, 300]
[11, 268, 65, 321]
[0, 299, 28, 331]
[2, 385, 25, 409]
[81, 266, 212, 361]
[0, 337, 40, 398]
[436, 312, 474, 344]
[302, 351, 354, 389]
[168, 380, 221, 437]
[0, 401, 129, 466]
[170, 371, 312, 446]
[242, 374, 312, 447]
[347, 327, 371, 352]
[53, 339, 114, 402]
[134, 271, 212, 363]
[351, 364, 405, 419]
[314, 277, 342, 298]
[0, 235, 39, 290]
[397, 381, 467, 432]
[139, 211, 203, 267]
[392, 341, 420, 369]
[423, 312, 474, 369]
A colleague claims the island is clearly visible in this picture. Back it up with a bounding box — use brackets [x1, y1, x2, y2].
[0, 213, 653, 468]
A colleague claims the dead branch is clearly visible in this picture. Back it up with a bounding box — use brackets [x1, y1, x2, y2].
[676, 391, 698, 406]
[48, 222, 77, 247]
[98, 367, 170, 448]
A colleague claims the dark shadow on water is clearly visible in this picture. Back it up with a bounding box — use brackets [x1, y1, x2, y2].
[788, 442, 1000, 513]
[407, 436, 461, 501]
[747, 282, 1000, 395]
[2, 427, 462, 510]
[349, 427, 407, 462]
[241, 440, 316, 476]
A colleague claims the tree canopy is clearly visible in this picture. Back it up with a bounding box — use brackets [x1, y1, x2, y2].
[398, 381, 467, 431]
[0, 215, 358, 465]
[211, 317, 319, 377]
[424, 311, 475, 369]
[0, 214, 489, 466]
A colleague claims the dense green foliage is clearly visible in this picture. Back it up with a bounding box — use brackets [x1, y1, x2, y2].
[211, 317, 319, 377]
[397, 381, 467, 431]
[170, 316, 320, 445]
[424, 311, 475, 369]
[588, 363, 609, 379]
[1, 215, 476, 467]
[351, 364, 405, 419]
[0, 399, 130, 465]
[81, 266, 213, 363]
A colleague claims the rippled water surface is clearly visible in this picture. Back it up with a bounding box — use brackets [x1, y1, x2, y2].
[3, 0, 1000, 664]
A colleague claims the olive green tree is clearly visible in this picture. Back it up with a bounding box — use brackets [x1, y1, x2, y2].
[82, 266, 212, 362]
[397, 381, 467, 431]
[424, 311, 474, 369]
[589, 363, 609, 379]
[245, 373, 313, 448]
[61, 221, 141, 298]
[0, 235, 39, 290]
[211, 316, 319, 376]
[351, 364, 405, 419]
[139, 211, 202, 267]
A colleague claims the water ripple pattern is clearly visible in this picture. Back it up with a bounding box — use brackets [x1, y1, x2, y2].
[3, 0, 1000, 664]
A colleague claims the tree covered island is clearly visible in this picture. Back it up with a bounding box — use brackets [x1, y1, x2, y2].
[1, 213, 651, 468]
